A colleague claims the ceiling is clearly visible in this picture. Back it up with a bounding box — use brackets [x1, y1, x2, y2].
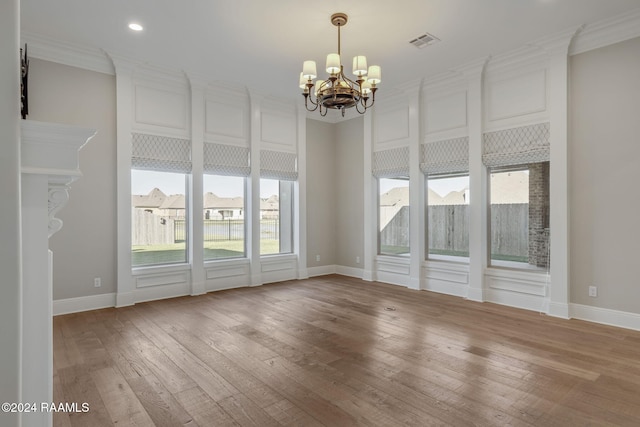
[20, 0, 640, 101]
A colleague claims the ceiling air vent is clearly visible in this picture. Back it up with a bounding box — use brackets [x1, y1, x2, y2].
[409, 32, 440, 49]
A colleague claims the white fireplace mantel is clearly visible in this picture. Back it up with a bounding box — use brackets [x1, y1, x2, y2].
[20, 120, 95, 427]
[21, 119, 96, 237]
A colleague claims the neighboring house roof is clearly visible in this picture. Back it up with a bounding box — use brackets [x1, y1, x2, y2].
[260, 195, 279, 211]
[133, 189, 280, 211]
[382, 170, 529, 206]
[380, 187, 410, 207]
[159, 194, 186, 210]
[204, 192, 244, 210]
[131, 188, 167, 208]
[438, 189, 467, 205]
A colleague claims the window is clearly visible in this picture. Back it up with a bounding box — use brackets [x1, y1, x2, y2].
[260, 178, 293, 255]
[379, 177, 410, 255]
[482, 123, 551, 271]
[203, 174, 246, 260]
[131, 170, 188, 267]
[489, 162, 549, 269]
[427, 174, 469, 260]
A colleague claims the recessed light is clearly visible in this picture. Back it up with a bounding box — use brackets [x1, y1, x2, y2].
[128, 23, 143, 31]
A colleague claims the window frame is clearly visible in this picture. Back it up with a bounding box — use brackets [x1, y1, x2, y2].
[131, 169, 190, 268]
[259, 178, 294, 256]
[377, 176, 410, 257]
[426, 172, 470, 263]
[203, 174, 247, 261]
[488, 163, 550, 272]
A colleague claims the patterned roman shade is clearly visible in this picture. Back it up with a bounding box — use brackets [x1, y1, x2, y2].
[420, 136, 469, 175]
[203, 142, 251, 177]
[131, 133, 192, 173]
[260, 150, 298, 181]
[482, 122, 550, 168]
[372, 146, 410, 178]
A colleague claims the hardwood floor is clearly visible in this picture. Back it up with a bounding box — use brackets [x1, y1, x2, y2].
[53, 275, 640, 426]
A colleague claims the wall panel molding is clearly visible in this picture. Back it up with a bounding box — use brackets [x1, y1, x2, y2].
[486, 68, 547, 125]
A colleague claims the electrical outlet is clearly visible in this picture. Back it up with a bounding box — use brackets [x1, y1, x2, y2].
[94, 277, 101, 288]
[356, 256, 360, 264]
[316, 254, 320, 262]
[588, 286, 597, 297]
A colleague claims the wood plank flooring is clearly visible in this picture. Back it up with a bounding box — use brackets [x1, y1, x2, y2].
[53, 275, 640, 426]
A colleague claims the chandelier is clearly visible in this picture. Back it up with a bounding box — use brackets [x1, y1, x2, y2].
[299, 13, 381, 117]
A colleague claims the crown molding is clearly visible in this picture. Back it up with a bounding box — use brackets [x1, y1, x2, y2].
[529, 26, 582, 57]
[422, 70, 465, 90]
[21, 31, 114, 75]
[570, 7, 640, 56]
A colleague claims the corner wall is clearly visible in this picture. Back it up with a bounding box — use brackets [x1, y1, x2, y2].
[0, 1, 22, 424]
[569, 36, 640, 314]
[28, 58, 117, 300]
[306, 119, 337, 270]
[335, 117, 365, 271]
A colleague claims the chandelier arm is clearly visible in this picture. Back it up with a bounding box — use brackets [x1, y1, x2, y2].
[307, 92, 319, 107]
[338, 66, 360, 89]
[303, 95, 319, 112]
[368, 90, 377, 108]
[320, 103, 328, 117]
[354, 99, 367, 114]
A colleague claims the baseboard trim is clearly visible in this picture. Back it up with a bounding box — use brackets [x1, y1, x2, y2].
[570, 303, 640, 332]
[307, 265, 337, 277]
[335, 265, 365, 279]
[53, 293, 116, 316]
[52, 275, 640, 333]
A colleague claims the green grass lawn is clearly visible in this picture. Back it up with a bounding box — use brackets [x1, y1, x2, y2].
[380, 245, 410, 255]
[132, 240, 281, 266]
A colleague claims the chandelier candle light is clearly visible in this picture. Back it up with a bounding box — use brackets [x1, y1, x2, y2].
[300, 13, 381, 117]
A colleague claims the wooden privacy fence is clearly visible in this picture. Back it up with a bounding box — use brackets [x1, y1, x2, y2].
[380, 204, 529, 258]
[132, 210, 176, 246]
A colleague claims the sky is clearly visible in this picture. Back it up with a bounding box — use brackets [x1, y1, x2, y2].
[380, 176, 469, 198]
[132, 170, 470, 199]
[131, 170, 279, 198]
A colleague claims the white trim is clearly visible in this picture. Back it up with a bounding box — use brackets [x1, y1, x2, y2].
[336, 265, 365, 279]
[134, 283, 190, 304]
[547, 301, 569, 319]
[425, 281, 469, 298]
[484, 288, 547, 313]
[307, 265, 337, 277]
[49, 278, 640, 334]
[570, 8, 640, 56]
[53, 293, 116, 316]
[570, 304, 640, 332]
[21, 31, 114, 75]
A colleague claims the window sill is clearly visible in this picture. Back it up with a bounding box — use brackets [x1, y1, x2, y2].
[260, 253, 297, 261]
[427, 254, 470, 264]
[489, 260, 548, 272]
[132, 262, 191, 276]
[204, 257, 250, 268]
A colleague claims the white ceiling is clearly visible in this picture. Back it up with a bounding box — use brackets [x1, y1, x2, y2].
[20, 0, 640, 100]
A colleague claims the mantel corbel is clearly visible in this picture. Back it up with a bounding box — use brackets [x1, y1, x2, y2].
[21, 120, 96, 238]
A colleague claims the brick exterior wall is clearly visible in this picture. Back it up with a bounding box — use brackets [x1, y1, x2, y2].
[528, 161, 550, 268]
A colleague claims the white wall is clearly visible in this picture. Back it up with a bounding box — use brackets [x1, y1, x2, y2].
[28, 59, 117, 300]
[335, 117, 365, 269]
[0, 1, 22, 425]
[306, 119, 337, 268]
[569, 36, 640, 313]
